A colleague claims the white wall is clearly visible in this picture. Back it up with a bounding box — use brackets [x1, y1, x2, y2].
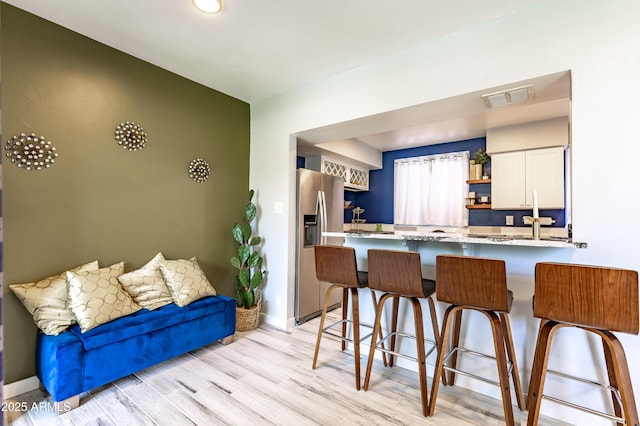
[250, 0, 640, 423]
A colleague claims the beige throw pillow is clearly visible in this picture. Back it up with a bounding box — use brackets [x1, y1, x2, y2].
[159, 257, 216, 307]
[118, 252, 172, 310]
[10, 260, 99, 335]
[66, 262, 141, 332]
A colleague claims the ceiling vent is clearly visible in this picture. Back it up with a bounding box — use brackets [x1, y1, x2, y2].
[482, 85, 534, 108]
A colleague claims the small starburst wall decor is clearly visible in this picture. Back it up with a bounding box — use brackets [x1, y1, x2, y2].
[4, 133, 59, 171]
[189, 158, 211, 183]
[115, 121, 147, 151]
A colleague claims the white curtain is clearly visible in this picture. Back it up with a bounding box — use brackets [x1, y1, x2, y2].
[394, 151, 469, 226]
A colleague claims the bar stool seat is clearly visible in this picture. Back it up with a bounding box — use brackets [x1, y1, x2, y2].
[429, 255, 525, 425]
[527, 262, 639, 426]
[363, 249, 441, 417]
[312, 245, 384, 390]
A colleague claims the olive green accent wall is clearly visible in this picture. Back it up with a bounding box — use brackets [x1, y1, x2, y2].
[1, 4, 250, 383]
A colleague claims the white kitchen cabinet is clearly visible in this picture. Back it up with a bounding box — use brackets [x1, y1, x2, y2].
[306, 156, 369, 191]
[491, 146, 565, 210]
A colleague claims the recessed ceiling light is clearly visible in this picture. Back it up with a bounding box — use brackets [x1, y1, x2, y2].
[193, 0, 222, 14]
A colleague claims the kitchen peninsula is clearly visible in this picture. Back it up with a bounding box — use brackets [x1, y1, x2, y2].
[321, 225, 588, 409]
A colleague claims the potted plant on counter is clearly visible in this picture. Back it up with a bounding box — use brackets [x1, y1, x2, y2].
[231, 189, 266, 331]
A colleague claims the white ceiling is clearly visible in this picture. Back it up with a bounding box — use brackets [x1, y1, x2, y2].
[4, 0, 569, 154]
[4, 0, 548, 103]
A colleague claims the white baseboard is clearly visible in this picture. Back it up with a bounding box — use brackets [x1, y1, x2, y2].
[4, 376, 39, 399]
[260, 312, 291, 330]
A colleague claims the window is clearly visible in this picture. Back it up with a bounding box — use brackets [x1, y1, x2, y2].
[394, 151, 469, 226]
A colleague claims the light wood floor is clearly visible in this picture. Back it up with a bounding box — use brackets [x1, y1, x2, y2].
[6, 311, 572, 426]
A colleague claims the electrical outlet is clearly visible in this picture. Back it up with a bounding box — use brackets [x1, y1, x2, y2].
[506, 215, 514, 226]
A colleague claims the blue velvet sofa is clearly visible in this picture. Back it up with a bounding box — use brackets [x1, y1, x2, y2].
[36, 294, 236, 405]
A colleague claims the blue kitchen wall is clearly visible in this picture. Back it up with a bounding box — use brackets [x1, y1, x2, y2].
[299, 138, 566, 228]
[296, 156, 306, 169]
[350, 138, 483, 223]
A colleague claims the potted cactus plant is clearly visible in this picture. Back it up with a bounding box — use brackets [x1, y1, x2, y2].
[231, 189, 265, 331]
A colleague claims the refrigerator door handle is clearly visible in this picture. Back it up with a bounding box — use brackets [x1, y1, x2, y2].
[319, 190, 328, 245]
[315, 190, 323, 245]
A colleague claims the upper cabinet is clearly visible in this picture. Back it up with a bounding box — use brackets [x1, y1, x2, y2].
[488, 117, 568, 211]
[491, 146, 565, 210]
[306, 156, 369, 191]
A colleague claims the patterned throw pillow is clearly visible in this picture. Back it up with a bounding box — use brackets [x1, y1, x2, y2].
[159, 257, 216, 307]
[10, 260, 99, 335]
[118, 252, 172, 310]
[66, 262, 141, 332]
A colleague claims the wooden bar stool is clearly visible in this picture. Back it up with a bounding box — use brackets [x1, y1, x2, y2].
[527, 262, 639, 426]
[363, 249, 441, 417]
[312, 245, 385, 390]
[429, 255, 525, 425]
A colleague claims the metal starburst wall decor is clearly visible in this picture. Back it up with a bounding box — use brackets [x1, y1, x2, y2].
[4, 133, 59, 171]
[115, 121, 147, 151]
[189, 158, 211, 183]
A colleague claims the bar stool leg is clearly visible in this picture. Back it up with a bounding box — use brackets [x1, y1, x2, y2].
[341, 288, 348, 351]
[596, 329, 639, 426]
[350, 287, 361, 390]
[312, 284, 365, 390]
[485, 310, 515, 426]
[364, 293, 392, 390]
[428, 304, 459, 416]
[312, 284, 341, 370]
[500, 312, 525, 410]
[446, 309, 463, 385]
[369, 289, 388, 367]
[389, 296, 400, 367]
[526, 320, 562, 426]
[426, 296, 447, 386]
[601, 334, 624, 426]
[408, 297, 429, 416]
[430, 306, 517, 425]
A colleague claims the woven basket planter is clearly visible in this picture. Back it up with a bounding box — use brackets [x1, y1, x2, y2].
[236, 300, 261, 331]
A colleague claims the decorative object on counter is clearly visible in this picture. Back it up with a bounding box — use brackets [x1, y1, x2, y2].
[352, 207, 365, 232]
[352, 206, 365, 222]
[115, 121, 147, 151]
[231, 189, 266, 331]
[471, 148, 490, 180]
[5, 133, 59, 171]
[532, 189, 539, 218]
[188, 158, 211, 183]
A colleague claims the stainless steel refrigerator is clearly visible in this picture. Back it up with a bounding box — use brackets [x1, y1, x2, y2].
[295, 168, 345, 324]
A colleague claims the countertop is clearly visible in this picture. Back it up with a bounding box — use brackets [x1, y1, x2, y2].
[324, 230, 587, 249]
